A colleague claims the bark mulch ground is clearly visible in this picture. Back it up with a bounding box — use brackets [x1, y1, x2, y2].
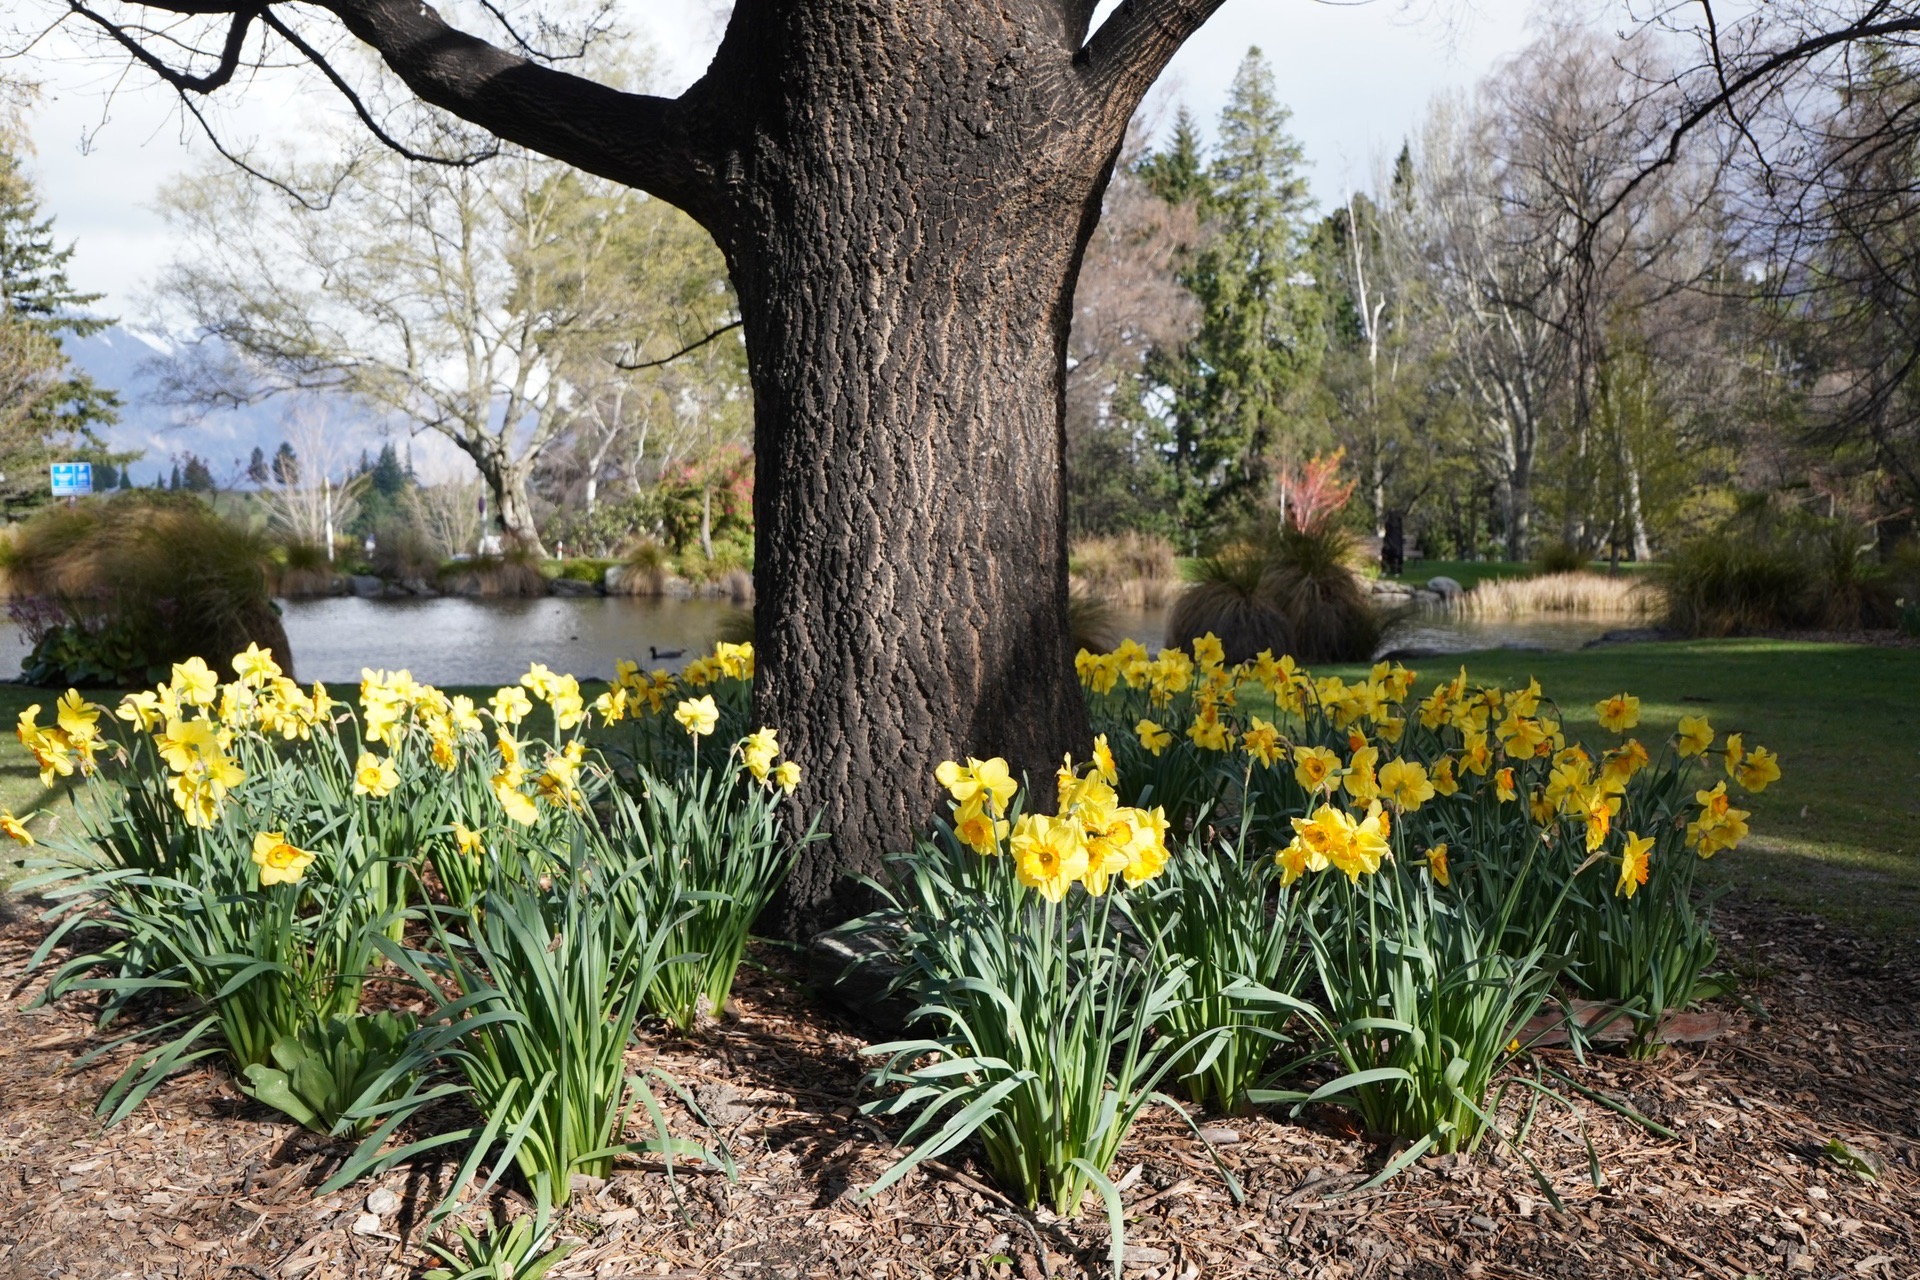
[1, 892, 1915, 1280]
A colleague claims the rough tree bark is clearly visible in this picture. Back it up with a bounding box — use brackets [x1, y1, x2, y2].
[85, 0, 1224, 936]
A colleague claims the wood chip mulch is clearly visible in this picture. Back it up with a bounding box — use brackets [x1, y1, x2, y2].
[2, 892, 1915, 1280]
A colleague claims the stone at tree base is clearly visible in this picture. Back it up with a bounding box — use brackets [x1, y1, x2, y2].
[1427, 575, 1465, 599]
[808, 928, 915, 1036]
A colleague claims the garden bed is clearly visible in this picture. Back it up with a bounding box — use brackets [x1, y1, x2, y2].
[3, 893, 1913, 1280]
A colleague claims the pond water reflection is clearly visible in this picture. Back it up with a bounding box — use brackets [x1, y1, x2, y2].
[0, 596, 1622, 688]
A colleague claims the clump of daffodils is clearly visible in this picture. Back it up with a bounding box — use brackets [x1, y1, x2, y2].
[932, 738, 1169, 902]
[1076, 634, 1784, 904]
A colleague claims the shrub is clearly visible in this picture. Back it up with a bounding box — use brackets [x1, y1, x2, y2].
[549, 557, 614, 585]
[369, 515, 442, 582]
[0, 492, 291, 686]
[1661, 510, 1896, 636]
[1534, 542, 1587, 575]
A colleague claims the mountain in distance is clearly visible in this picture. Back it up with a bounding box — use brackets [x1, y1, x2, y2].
[60, 325, 394, 485]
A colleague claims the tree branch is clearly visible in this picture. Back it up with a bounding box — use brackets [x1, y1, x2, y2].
[612, 319, 741, 371]
[1077, 0, 1228, 101]
[101, 0, 722, 220]
[66, 0, 259, 94]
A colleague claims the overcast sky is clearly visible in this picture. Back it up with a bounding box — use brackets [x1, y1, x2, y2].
[14, 0, 1551, 322]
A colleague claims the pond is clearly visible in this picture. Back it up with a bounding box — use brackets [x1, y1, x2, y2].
[0, 597, 1620, 688]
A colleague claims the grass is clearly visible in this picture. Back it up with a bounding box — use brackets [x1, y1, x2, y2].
[3, 638, 1915, 943]
[1391, 559, 1660, 592]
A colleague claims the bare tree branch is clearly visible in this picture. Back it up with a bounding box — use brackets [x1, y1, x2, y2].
[65, 0, 258, 94]
[613, 319, 741, 371]
[1079, 0, 1229, 100]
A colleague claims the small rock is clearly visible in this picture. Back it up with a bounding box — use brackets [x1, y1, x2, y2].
[1122, 1245, 1171, 1267]
[570, 1172, 608, 1197]
[550, 577, 600, 597]
[350, 1212, 383, 1236]
[1469, 1214, 1499, 1232]
[1807, 1185, 1828, 1200]
[347, 575, 383, 598]
[364, 1187, 400, 1217]
[1427, 575, 1464, 599]
[1197, 1127, 1241, 1146]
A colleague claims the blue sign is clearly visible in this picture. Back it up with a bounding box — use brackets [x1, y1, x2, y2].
[50, 462, 93, 497]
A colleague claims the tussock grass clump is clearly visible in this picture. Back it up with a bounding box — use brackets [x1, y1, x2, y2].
[440, 546, 549, 598]
[608, 538, 674, 597]
[1071, 531, 1180, 609]
[1068, 585, 1122, 654]
[278, 541, 341, 599]
[0, 492, 291, 685]
[1258, 525, 1382, 663]
[1453, 571, 1661, 620]
[1165, 545, 1291, 663]
[1661, 513, 1896, 636]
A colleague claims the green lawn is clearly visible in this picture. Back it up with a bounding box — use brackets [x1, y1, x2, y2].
[3, 638, 1916, 942]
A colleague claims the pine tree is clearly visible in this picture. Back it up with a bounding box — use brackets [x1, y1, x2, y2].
[247, 445, 269, 485]
[168, 462, 181, 490]
[272, 440, 299, 484]
[181, 453, 215, 492]
[1156, 49, 1326, 543]
[1137, 108, 1209, 206]
[0, 143, 118, 439]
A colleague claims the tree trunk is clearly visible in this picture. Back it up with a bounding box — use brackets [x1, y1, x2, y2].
[720, 15, 1113, 936]
[475, 455, 548, 557]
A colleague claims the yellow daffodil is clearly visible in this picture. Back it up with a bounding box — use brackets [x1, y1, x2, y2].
[1495, 767, 1517, 803]
[1594, 692, 1641, 733]
[171, 657, 219, 708]
[252, 831, 316, 887]
[1722, 732, 1745, 777]
[1186, 703, 1230, 752]
[1342, 745, 1380, 804]
[156, 717, 222, 773]
[1293, 745, 1339, 793]
[1327, 802, 1391, 882]
[1122, 807, 1170, 887]
[1577, 785, 1620, 852]
[741, 727, 780, 781]
[1091, 734, 1118, 784]
[1426, 843, 1450, 887]
[232, 643, 282, 687]
[454, 822, 485, 858]
[1241, 718, 1283, 768]
[1008, 812, 1089, 903]
[1191, 633, 1226, 669]
[1431, 756, 1460, 797]
[1377, 757, 1434, 811]
[934, 756, 1017, 816]
[952, 795, 1008, 855]
[489, 686, 533, 727]
[353, 751, 400, 799]
[55, 690, 100, 742]
[0, 810, 33, 846]
[1460, 730, 1493, 776]
[1616, 832, 1654, 899]
[772, 760, 801, 794]
[1676, 714, 1714, 758]
[1737, 746, 1780, 793]
[1136, 718, 1173, 756]
[117, 690, 163, 732]
[1687, 782, 1750, 857]
[674, 695, 720, 738]
[492, 769, 539, 825]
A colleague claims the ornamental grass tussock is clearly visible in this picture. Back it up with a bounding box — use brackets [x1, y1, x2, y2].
[13, 638, 810, 1238]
